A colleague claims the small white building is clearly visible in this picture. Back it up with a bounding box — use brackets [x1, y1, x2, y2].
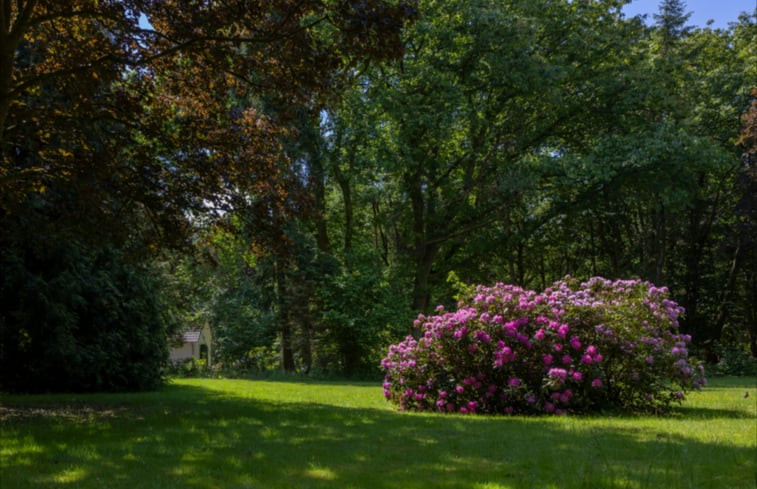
[169, 324, 212, 366]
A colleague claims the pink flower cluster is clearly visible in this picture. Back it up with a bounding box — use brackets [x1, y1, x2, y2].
[381, 277, 706, 415]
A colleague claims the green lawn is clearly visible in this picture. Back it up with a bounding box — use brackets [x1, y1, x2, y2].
[1, 376, 754, 488]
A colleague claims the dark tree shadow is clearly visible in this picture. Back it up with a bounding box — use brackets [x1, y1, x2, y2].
[1, 381, 754, 489]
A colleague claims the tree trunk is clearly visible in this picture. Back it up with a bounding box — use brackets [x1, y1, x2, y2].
[0, 44, 15, 144]
[372, 199, 389, 265]
[654, 206, 667, 284]
[309, 154, 331, 254]
[336, 174, 353, 255]
[275, 257, 295, 371]
[412, 242, 439, 314]
[408, 168, 436, 314]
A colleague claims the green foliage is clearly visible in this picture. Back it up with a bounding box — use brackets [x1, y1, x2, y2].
[0, 240, 175, 393]
[173, 0, 755, 375]
[317, 254, 414, 377]
[710, 343, 757, 377]
[169, 358, 212, 378]
[162, 222, 279, 371]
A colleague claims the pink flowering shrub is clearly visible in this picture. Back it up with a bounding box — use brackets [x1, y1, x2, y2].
[381, 277, 706, 415]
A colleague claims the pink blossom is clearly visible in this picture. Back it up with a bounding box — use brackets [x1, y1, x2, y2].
[455, 385, 464, 394]
[504, 320, 519, 330]
[543, 354, 554, 365]
[561, 354, 572, 365]
[474, 330, 491, 343]
[569, 336, 581, 350]
[581, 354, 593, 364]
[508, 377, 521, 387]
[535, 328, 546, 340]
[572, 371, 583, 381]
[548, 368, 567, 381]
[557, 324, 570, 339]
[591, 378, 603, 388]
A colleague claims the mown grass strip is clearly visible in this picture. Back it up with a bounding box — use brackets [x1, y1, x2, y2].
[1, 377, 754, 488]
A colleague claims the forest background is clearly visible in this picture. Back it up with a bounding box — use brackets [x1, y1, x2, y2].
[1, 0, 755, 392]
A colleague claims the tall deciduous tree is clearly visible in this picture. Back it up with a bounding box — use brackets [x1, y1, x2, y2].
[332, 0, 642, 312]
[0, 0, 417, 389]
[1, 0, 417, 249]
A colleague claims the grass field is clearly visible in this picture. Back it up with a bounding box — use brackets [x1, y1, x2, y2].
[1, 376, 754, 488]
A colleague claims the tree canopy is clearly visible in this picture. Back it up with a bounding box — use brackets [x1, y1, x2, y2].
[1, 0, 755, 390]
[0, 0, 417, 391]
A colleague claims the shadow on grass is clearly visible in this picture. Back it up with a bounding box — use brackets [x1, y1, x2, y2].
[671, 406, 755, 419]
[1, 381, 755, 489]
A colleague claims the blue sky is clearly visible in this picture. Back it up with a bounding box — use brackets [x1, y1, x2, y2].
[622, 0, 755, 29]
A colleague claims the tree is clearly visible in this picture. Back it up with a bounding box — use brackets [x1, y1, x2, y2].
[525, 12, 756, 356]
[653, 0, 692, 51]
[1, 0, 417, 250]
[0, 239, 175, 392]
[329, 0, 643, 312]
[0, 0, 417, 389]
[733, 88, 757, 356]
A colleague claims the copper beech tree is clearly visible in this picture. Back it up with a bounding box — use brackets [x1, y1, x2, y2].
[0, 0, 415, 386]
[0, 0, 417, 250]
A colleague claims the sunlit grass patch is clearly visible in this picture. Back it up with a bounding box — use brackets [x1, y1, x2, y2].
[1, 376, 754, 488]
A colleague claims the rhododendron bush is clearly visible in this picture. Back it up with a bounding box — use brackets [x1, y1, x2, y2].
[381, 277, 706, 415]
